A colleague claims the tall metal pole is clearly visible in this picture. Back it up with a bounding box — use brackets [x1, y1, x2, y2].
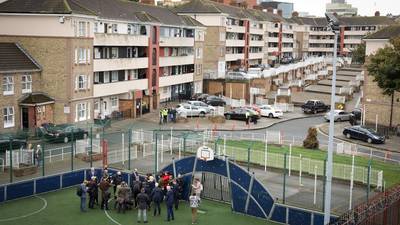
[9, 138, 13, 183]
[324, 31, 339, 224]
[90, 126, 93, 168]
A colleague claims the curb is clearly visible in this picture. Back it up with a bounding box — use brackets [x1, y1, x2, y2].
[154, 114, 324, 132]
[316, 125, 396, 153]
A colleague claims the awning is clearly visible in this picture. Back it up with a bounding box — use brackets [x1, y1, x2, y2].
[19, 93, 55, 106]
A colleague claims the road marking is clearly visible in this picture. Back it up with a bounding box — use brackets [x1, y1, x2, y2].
[104, 199, 122, 225]
[0, 196, 47, 222]
[198, 210, 206, 214]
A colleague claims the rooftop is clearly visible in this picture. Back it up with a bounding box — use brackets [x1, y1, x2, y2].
[0, 43, 41, 73]
[364, 24, 400, 39]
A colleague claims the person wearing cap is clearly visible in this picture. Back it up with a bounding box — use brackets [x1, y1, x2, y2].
[112, 171, 123, 199]
[165, 185, 175, 221]
[151, 183, 163, 216]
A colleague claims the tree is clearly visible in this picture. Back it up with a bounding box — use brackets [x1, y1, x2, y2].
[303, 127, 319, 149]
[351, 42, 366, 64]
[366, 37, 400, 128]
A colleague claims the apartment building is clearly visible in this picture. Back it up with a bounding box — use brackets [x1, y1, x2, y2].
[0, 0, 204, 129]
[0, 43, 51, 131]
[0, 0, 95, 129]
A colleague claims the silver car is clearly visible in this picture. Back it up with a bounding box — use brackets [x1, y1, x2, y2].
[324, 110, 351, 122]
[176, 104, 207, 117]
[187, 101, 215, 113]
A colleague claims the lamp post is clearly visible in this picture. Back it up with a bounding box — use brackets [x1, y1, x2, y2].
[324, 12, 340, 225]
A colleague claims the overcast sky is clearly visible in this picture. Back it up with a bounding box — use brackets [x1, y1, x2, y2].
[286, 0, 400, 17]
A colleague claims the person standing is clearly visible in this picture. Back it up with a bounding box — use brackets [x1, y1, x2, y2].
[191, 178, 203, 197]
[132, 180, 142, 208]
[99, 177, 111, 210]
[172, 180, 180, 210]
[165, 185, 175, 221]
[35, 145, 42, 167]
[163, 108, 168, 124]
[245, 111, 250, 126]
[176, 174, 184, 201]
[136, 188, 150, 223]
[78, 181, 88, 212]
[189, 193, 201, 224]
[87, 176, 97, 209]
[132, 168, 140, 182]
[151, 183, 163, 216]
[112, 171, 123, 198]
[159, 108, 164, 125]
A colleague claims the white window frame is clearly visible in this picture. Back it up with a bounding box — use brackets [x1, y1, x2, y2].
[77, 75, 86, 90]
[111, 47, 118, 59]
[21, 74, 32, 94]
[3, 106, 14, 128]
[110, 96, 118, 108]
[78, 48, 87, 64]
[196, 48, 203, 59]
[77, 103, 87, 121]
[78, 21, 86, 37]
[2, 75, 14, 95]
[111, 71, 118, 82]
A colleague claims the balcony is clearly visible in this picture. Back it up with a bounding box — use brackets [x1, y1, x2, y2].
[159, 73, 194, 87]
[225, 53, 245, 61]
[249, 27, 264, 35]
[226, 39, 245, 47]
[308, 47, 334, 52]
[93, 79, 148, 97]
[267, 37, 279, 43]
[159, 37, 194, 47]
[249, 52, 264, 59]
[310, 31, 335, 36]
[309, 39, 334, 43]
[94, 33, 148, 46]
[249, 40, 264, 47]
[94, 57, 148, 72]
[344, 39, 362, 44]
[226, 25, 245, 33]
[159, 55, 194, 67]
[267, 47, 279, 53]
[282, 37, 293, 43]
[282, 47, 293, 52]
[344, 30, 369, 36]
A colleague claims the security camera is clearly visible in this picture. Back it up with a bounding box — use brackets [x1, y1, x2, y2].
[325, 13, 340, 32]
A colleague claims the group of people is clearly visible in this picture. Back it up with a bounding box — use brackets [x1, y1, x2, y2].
[77, 167, 203, 224]
[159, 107, 177, 124]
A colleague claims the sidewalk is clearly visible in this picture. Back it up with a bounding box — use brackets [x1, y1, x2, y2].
[109, 107, 318, 132]
[318, 122, 400, 152]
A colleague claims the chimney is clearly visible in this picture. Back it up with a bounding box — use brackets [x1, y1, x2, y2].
[267, 7, 273, 13]
[277, 9, 283, 17]
[292, 11, 299, 18]
[375, 11, 380, 16]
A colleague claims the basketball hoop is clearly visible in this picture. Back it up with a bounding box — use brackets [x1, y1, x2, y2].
[197, 146, 214, 161]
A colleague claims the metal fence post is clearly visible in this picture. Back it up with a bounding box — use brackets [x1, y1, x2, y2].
[247, 146, 250, 172]
[283, 152, 287, 204]
[9, 138, 13, 183]
[183, 136, 186, 157]
[128, 128, 132, 170]
[154, 133, 158, 175]
[90, 126, 93, 168]
[323, 158, 327, 211]
[42, 143, 45, 176]
[71, 130, 74, 171]
[367, 160, 371, 203]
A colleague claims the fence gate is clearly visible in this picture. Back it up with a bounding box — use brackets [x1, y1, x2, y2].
[200, 172, 231, 203]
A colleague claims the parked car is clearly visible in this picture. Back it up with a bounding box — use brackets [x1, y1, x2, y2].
[324, 110, 351, 122]
[226, 71, 251, 80]
[224, 108, 259, 121]
[349, 108, 362, 125]
[342, 126, 385, 144]
[192, 93, 209, 102]
[243, 105, 261, 116]
[259, 105, 283, 118]
[187, 101, 215, 113]
[301, 100, 329, 114]
[281, 56, 294, 64]
[0, 134, 27, 152]
[205, 96, 226, 107]
[176, 104, 208, 117]
[43, 124, 88, 143]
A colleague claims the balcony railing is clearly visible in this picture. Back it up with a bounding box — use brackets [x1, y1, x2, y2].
[159, 73, 194, 87]
[225, 53, 245, 61]
[94, 33, 148, 46]
[93, 79, 148, 97]
[159, 37, 194, 47]
[159, 55, 194, 67]
[94, 57, 148, 72]
[225, 39, 245, 47]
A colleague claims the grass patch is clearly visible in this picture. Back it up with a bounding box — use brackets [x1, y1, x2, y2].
[219, 139, 400, 188]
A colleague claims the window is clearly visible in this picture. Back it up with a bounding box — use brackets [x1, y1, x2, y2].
[111, 47, 118, 59]
[78, 21, 86, 37]
[3, 106, 14, 128]
[94, 22, 98, 33]
[111, 71, 118, 82]
[77, 103, 87, 121]
[77, 75, 86, 90]
[78, 48, 87, 63]
[104, 72, 110, 83]
[94, 100, 99, 111]
[111, 96, 118, 108]
[196, 48, 203, 59]
[2, 75, 14, 95]
[196, 64, 202, 75]
[21, 74, 32, 93]
[111, 24, 118, 33]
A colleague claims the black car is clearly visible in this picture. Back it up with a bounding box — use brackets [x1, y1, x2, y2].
[224, 108, 259, 121]
[349, 108, 362, 125]
[42, 124, 88, 143]
[0, 134, 27, 152]
[301, 100, 329, 114]
[343, 126, 385, 144]
[193, 93, 209, 101]
[205, 96, 226, 107]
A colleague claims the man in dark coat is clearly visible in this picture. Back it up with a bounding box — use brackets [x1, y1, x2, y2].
[150, 183, 163, 216]
[99, 177, 111, 210]
[112, 171, 123, 198]
[165, 185, 175, 221]
[87, 176, 97, 209]
[172, 180, 180, 210]
[132, 180, 142, 208]
[176, 174, 184, 200]
[136, 188, 150, 223]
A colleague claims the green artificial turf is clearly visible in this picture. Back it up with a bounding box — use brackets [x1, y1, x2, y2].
[0, 187, 279, 225]
[219, 139, 400, 188]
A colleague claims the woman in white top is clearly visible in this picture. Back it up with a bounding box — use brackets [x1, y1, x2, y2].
[189, 192, 201, 224]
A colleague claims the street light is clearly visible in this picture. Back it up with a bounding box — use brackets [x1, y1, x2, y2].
[324, 12, 340, 225]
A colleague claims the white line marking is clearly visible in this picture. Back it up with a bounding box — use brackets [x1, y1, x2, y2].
[0, 196, 47, 222]
[197, 210, 206, 214]
[104, 199, 122, 225]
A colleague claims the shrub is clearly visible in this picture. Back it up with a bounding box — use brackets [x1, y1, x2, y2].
[303, 127, 319, 149]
